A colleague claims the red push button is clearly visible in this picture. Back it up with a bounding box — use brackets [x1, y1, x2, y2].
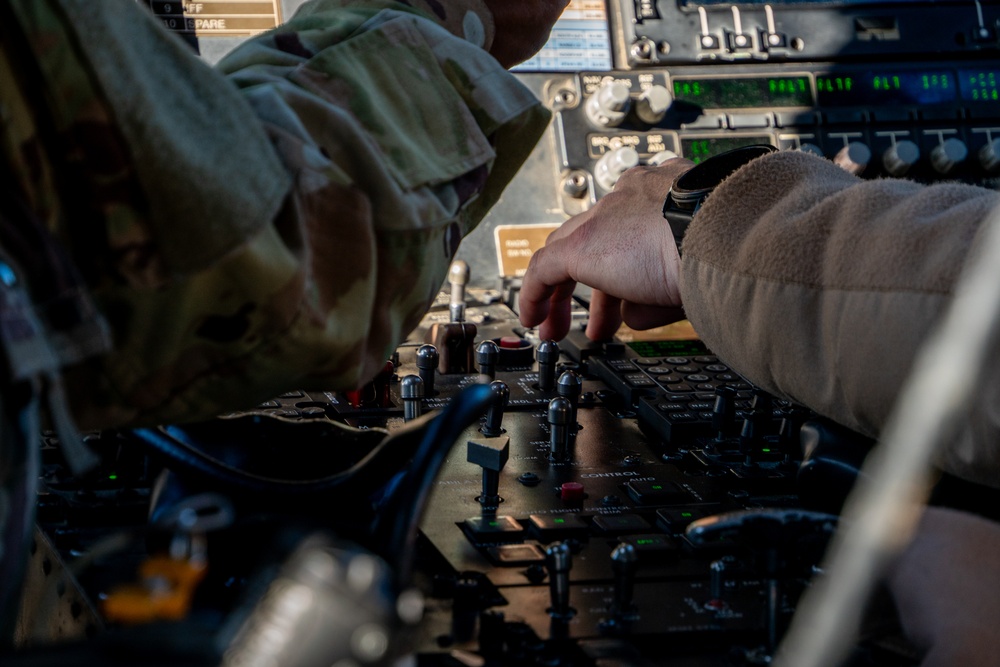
[560, 482, 585, 502]
[499, 336, 525, 349]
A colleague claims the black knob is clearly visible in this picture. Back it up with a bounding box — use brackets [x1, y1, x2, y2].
[740, 389, 774, 456]
[610, 542, 638, 619]
[537, 340, 560, 393]
[545, 542, 574, 618]
[415, 344, 438, 396]
[739, 416, 759, 458]
[711, 386, 737, 440]
[751, 389, 773, 417]
[557, 370, 583, 428]
[482, 381, 509, 437]
[400, 374, 424, 422]
[548, 396, 572, 461]
[477, 340, 500, 380]
[467, 435, 510, 508]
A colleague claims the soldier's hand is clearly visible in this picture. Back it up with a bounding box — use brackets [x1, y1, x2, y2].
[886, 506, 1000, 667]
[519, 158, 693, 343]
[483, 0, 570, 68]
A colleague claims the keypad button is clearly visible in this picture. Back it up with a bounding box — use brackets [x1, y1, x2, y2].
[486, 543, 546, 565]
[624, 373, 655, 387]
[464, 515, 525, 541]
[620, 534, 680, 560]
[664, 357, 690, 364]
[528, 514, 590, 542]
[626, 480, 689, 506]
[592, 513, 652, 535]
[656, 507, 712, 533]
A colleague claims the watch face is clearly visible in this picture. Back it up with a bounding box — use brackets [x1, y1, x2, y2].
[668, 144, 777, 211]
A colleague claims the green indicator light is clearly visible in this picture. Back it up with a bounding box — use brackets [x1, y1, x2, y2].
[489, 521, 499, 527]
[553, 518, 565, 524]
[872, 75, 900, 91]
[820, 76, 852, 92]
[681, 512, 693, 517]
[636, 539, 657, 546]
[674, 81, 703, 97]
[761, 448, 771, 453]
[108, 474, 118, 480]
[652, 484, 663, 490]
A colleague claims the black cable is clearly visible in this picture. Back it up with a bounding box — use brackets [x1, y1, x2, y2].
[371, 383, 493, 585]
[134, 416, 405, 498]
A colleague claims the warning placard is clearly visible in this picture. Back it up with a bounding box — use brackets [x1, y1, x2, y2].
[494, 223, 561, 278]
[143, 0, 282, 36]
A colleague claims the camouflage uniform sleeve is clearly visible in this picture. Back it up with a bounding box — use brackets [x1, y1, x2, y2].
[63, 0, 550, 427]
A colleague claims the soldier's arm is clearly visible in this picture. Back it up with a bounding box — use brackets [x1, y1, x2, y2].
[56, 0, 553, 427]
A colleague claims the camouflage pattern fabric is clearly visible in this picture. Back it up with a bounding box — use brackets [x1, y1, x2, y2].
[0, 0, 551, 429]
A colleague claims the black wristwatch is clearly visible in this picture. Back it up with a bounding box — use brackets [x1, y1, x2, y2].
[662, 144, 777, 254]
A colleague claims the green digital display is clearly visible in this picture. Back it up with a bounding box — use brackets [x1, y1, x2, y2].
[672, 76, 811, 109]
[959, 69, 1000, 102]
[681, 136, 773, 164]
[816, 70, 955, 106]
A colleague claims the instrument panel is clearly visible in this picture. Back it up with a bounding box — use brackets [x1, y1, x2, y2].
[12, 2, 1000, 666]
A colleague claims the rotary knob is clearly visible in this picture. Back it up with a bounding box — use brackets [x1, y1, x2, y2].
[635, 85, 672, 125]
[595, 147, 639, 191]
[648, 149, 680, 166]
[585, 81, 631, 128]
[832, 142, 871, 175]
[930, 138, 967, 175]
[882, 140, 920, 177]
[979, 138, 1000, 172]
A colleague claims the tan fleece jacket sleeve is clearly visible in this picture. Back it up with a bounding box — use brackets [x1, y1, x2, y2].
[679, 150, 1000, 488]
